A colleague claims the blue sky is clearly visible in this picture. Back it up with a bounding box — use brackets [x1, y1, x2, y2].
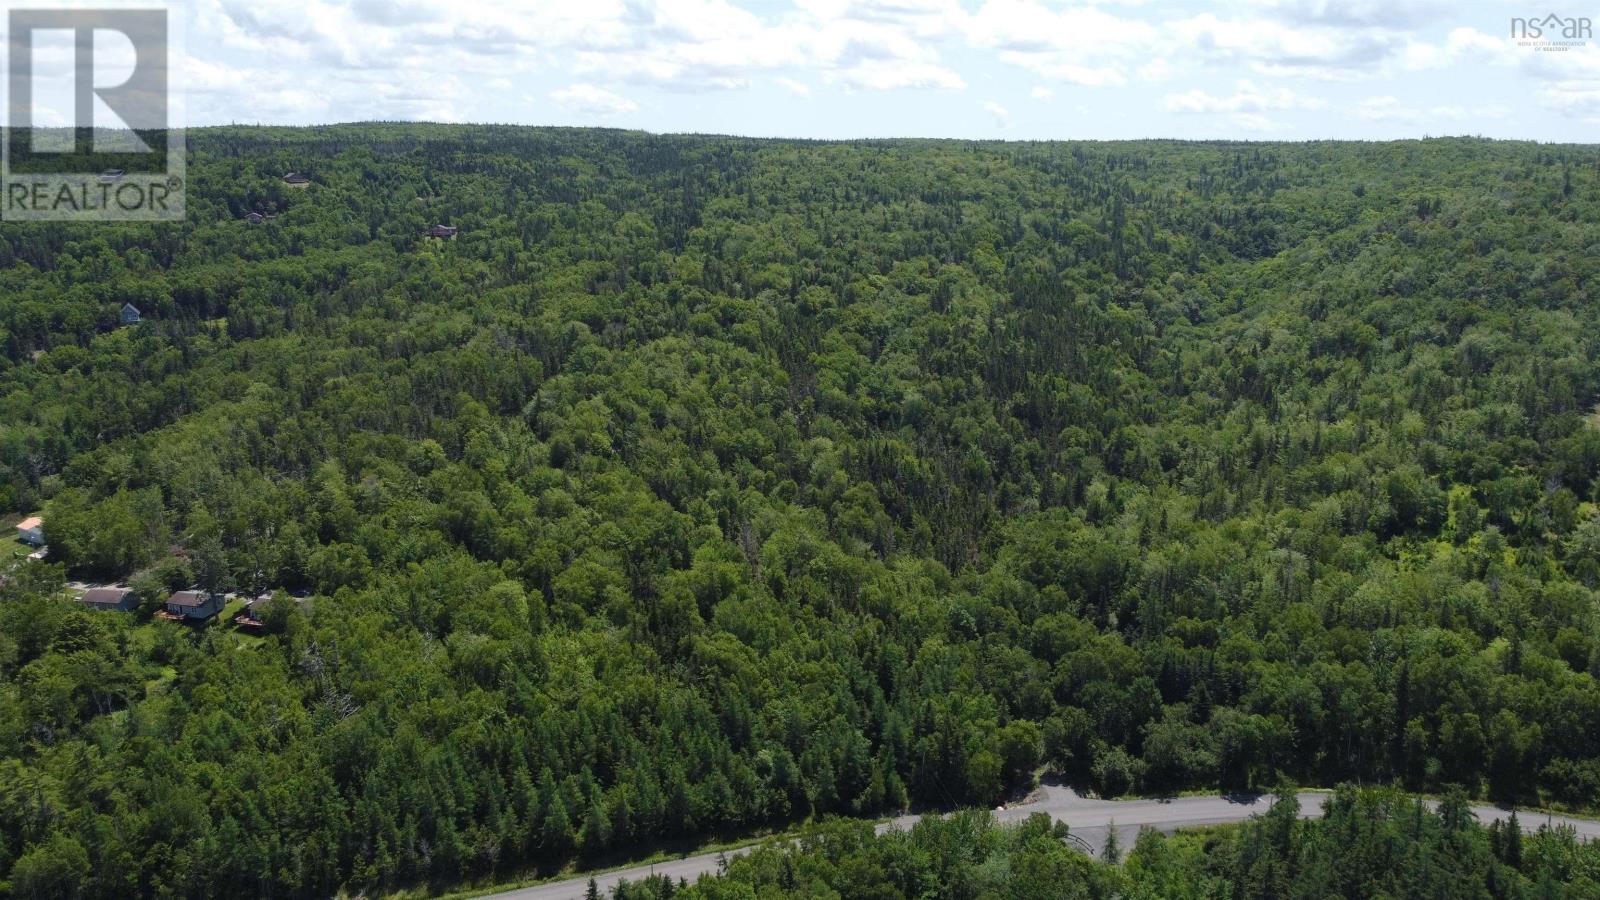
[174, 0, 1600, 141]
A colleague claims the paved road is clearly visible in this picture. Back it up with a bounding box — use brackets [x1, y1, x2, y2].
[486, 785, 1600, 900]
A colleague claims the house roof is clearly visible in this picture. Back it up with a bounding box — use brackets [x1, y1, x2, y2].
[82, 587, 133, 604]
[282, 172, 310, 183]
[16, 517, 41, 531]
[122, 303, 140, 313]
[166, 590, 213, 607]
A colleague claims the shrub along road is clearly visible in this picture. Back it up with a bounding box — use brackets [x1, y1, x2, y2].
[488, 786, 1600, 899]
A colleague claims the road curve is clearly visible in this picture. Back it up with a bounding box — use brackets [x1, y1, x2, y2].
[484, 786, 1600, 900]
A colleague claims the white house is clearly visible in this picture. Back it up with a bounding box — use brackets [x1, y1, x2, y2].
[15, 517, 43, 546]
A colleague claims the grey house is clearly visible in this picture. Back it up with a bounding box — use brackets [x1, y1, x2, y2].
[80, 586, 137, 612]
[236, 591, 275, 628]
[120, 303, 141, 325]
[14, 517, 43, 546]
[165, 590, 224, 620]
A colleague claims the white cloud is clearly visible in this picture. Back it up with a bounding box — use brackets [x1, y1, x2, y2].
[151, 0, 1600, 138]
[1516, 41, 1600, 85]
[1248, 0, 1455, 29]
[1538, 81, 1600, 122]
[1404, 26, 1600, 127]
[1428, 104, 1505, 121]
[1396, 27, 1600, 121]
[1347, 95, 1406, 120]
[983, 100, 1012, 127]
[1348, 95, 1510, 122]
[570, 0, 809, 91]
[553, 0, 974, 93]
[1232, 112, 1280, 131]
[960, 0, 1457, 87]
[1401, 27, 1516, 71]
[801, 11, 966, 91]
[1169, 13, 1404, 79]
[550, 83, 639, 117]
[1164, 80, 1323, 133]
[965, 0, 1154, 55]
[1164, 80, 1324, 114]
[827, 59, 966, 90]
[1137, 58, 1177, 82]
[186, 0, 977, 116]
[966, 0, 1153, 86]
[999, 54, 1127, 86]
[182, 51, 473, 123]
[795, 0, 966, 39]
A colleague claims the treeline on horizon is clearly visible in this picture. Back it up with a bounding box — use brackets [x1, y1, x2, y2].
[2, 126, 1600, 897]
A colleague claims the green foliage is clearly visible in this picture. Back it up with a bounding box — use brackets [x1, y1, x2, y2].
[668, 789, 1600, 900]
[7, 831, 90, 900]
[2, 127, 1600, 897]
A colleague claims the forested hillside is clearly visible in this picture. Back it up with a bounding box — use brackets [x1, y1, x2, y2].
[3, 127, 1600, 897]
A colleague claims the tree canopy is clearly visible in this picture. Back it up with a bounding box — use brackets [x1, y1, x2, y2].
[2, 127, 1600, 896]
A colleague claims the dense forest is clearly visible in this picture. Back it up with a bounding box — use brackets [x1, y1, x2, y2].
[3, 126, 1600, 897]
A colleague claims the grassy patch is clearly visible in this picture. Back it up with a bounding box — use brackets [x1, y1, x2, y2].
[1, 533, 28, 561]
[145, 665, 178, 697]
[218, 597, 266, 646]
[1, 511, 43, 562]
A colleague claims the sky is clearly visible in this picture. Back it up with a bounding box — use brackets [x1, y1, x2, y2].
[161, 0, 1600, 141]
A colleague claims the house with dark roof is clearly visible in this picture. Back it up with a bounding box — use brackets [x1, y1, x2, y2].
[120, 303, 141, 325]
[80, 586, 137, 612]
[235, 591, 275, 629]
[424, 224, 458, 239]
[163, 590, 223, 620]
[15, 517, 43, 546]
[282, 172, 311, 188]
